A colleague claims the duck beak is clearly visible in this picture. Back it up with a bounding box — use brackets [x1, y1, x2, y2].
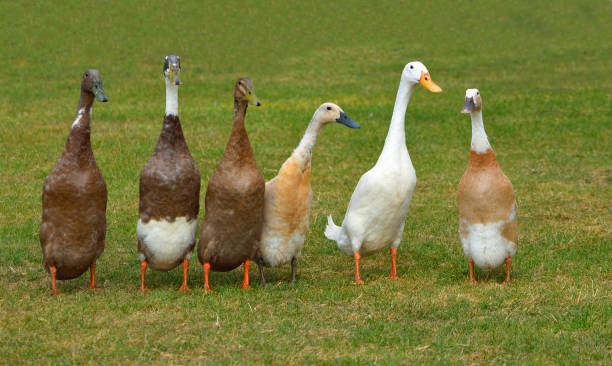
[168, 68, 182, 86]
[92, 80, 108, 102]
[247, 90, 262, 107]
[419, 71, 442, 93]
[336, 112, 360, 128]
[461, 97, 475, 113]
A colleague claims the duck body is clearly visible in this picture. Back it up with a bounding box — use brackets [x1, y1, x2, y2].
[457, 88, 517, 283]
[256, 103, 359, 284]
[198, 78, 263, 290]
[325, 61, 441, 283]
[40, 69, 108, 294]
[137, 114, 200, 271]
[331, 144, 416, 258]
[258, 157, 312, 268]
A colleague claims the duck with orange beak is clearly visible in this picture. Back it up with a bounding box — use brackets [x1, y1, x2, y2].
[325, 61, 441, 284]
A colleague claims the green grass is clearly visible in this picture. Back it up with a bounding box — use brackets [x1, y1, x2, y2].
[1, 0, 611, 364]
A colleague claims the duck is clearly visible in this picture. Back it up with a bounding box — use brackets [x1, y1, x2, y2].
[197, 77, 263, 291]
[457, 88, 517, 284]
[324, 61, 441, 284]
[255, 103, 360, 286]
[137, 55, 201, 292]
[39, 69, 109, 295]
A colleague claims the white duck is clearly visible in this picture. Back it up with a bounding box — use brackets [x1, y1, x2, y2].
[325, 61, 441, 284]
[255, 103, 359, 286]
[457, 88, 517, 284]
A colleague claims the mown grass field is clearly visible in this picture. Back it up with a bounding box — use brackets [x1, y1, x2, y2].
[1, 0, 610, 364]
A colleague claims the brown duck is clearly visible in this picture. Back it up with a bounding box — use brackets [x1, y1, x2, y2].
[137, 55, 200, 292]
[198, 77, 263, 291]
[457, 88, 517, 284]
[40, 69, 109, 295]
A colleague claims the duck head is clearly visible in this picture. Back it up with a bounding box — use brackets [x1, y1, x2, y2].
[401, 61, 442, 93]
[163, 54, 182, 86]
[461, 88, 482, 113]
[235, 77, 261, 106]
[82, 69, 108, 102]
[315, 103, 360, 128]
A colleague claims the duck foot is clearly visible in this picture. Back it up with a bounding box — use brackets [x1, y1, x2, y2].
[203, 262, 212, 292]
[291, 257, 297, 283]
[256, 259, 267, 288]
[87, 262, 103, 291]
[502, 256, 512, 285]
[178, 258, 191, 292]
[354, 252, 365, 285]
[468, 258, 477, 285]
[140, 260, 148, 291]
[389, 248, 400, 280]
[241, 260, 251, 290]
[50, 265, 59, 295]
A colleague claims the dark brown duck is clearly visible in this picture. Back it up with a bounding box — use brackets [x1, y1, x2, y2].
[137, 55, 200, 292]
[198, 77, 263, 291]
[40, 69, 108, 295]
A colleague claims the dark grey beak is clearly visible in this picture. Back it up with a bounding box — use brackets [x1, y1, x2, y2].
[336, 111, 360, 128]
[461, 97, 474, 114]
[93, 81, 108, 102]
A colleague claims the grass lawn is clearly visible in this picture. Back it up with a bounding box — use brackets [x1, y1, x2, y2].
[1, 0, 610, 364]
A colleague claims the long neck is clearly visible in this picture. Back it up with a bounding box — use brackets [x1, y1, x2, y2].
[470, 110, 491, 154]
[165, 79, 179, 117]
[293, 115, 323, 165]
[382, 80, 416, 152]
[63, 90, 95, 166]
[222, 99, 253, 163]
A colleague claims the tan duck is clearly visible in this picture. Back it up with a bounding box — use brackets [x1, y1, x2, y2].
[197, 77, 263, 291]
[255, 103, 359, 286]
[137, 55, 201, 292]
[458, 88, 517, 284]
[40, 69, 109, 295]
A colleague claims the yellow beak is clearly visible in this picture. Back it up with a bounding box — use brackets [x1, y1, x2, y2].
[419, 71, 442, 93]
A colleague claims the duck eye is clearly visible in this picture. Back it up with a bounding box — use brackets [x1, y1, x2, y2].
[410, 65, 414, 69]
[326, 106, 332, 111]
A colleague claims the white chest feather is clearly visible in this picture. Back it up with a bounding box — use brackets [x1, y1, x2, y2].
[137, 217, 197, 269]
[459, 207, 517, 270]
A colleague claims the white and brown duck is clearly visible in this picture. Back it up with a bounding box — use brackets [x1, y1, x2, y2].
[40, 69, 109, 295]
[457, 88, 517, 284]
[255, 103, 359, 286]
[137, 55, 201, 292]
[197, 77, 263, 291]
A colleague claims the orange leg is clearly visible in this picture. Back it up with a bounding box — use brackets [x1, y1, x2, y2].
[50, 265, 59, 295]
[503, 256, 512, 284]
[203, 262, 212, 292]
[88, 262, 97, 290]
[354, 252, 364, 285]
[468, 258, 477, 284]
[241, 260, 251, 290]
[389, 248, 399, 280]
[179, 258, 191, 292]
[140, 260, 148, 291]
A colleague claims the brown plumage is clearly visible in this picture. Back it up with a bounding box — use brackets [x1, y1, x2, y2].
[197, 77, 263, 290]
[137, 54, 200, 292]
[40, 69, 109, 295]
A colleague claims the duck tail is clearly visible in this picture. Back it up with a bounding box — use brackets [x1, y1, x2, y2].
[324, 215, 343, 242]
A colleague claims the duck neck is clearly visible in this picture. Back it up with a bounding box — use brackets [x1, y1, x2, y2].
[381, 80, 416, 153]
[223, 99, 253, 162]
[165, 79, 179, 117]
[470, 110, 491, 154]
[155, 80, 186, 151]
[64, 90, 95, 165]
[293, 114, 323, 165]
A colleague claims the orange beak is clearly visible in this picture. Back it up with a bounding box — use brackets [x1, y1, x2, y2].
[419, 71, 442, 93]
